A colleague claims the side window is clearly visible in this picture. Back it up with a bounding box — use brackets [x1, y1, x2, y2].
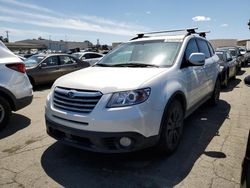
[59, 56, 75, 65]
[185, 39, 199, 60]
[197, 39, 211, 58]
[207, 42, 215, 56]
[42, 56, 58, 67]
[83, 54, 91, 59]
[226, 52, 231, 60]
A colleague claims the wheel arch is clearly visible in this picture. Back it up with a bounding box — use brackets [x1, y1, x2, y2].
[0, 86, 16, 111]
[158, 91, 187, 135]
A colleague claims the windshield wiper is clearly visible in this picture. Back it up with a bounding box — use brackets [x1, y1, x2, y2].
[94, 63, 114, 67]
[112, 63, 159, 68]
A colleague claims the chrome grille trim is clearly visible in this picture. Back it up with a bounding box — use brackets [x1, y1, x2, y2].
[53, 87, 102, 114]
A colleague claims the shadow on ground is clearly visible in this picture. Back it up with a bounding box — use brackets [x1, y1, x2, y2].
[221, 78, 241, 92]
[41, 100, 230, 188]
[0, 113, 31, 139]
[237, 70, 246, 76]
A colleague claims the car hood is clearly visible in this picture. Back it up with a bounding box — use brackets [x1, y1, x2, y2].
[54, 67, 166, 94]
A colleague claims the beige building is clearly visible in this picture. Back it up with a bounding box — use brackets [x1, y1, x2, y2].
[209, 39, 238, 49]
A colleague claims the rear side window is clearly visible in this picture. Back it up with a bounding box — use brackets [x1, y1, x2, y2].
[207, 42, 214, 56]
[197, 39, 211, 58]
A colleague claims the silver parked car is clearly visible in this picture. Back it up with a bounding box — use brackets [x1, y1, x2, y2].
[71, 52, 104, 65]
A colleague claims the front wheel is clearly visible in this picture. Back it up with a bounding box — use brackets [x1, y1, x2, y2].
[209, 79, 220, 106]
[0, 96, 11, 130]
[157, 100, 184, 154]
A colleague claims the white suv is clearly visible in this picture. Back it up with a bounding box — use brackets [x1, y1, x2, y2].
[45, 29, 220, 154]
[0, 41, 33, 130]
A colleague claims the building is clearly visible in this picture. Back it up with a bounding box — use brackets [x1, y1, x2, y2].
[15, 39, 93, 52]
[209, 39, 238, 49]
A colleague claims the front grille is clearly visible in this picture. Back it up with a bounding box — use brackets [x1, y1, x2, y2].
[53, 87, 102, 114]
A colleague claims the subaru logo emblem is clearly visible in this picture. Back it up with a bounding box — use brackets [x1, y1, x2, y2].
[67, 91, 74, 98]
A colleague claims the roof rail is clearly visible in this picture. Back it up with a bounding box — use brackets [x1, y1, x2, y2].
[130, 27, 198, 40]
[196, 31, 210, 38]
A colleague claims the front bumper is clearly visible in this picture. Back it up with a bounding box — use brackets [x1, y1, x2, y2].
[46, 116, 159, 153]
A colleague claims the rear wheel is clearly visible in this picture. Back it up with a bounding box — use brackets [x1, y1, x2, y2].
[157, 100, 184, 154]
[0, 96, 11, 130]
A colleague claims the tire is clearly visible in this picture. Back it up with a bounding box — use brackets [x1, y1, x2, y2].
[0, 96, 11, 130]
[223, 72, 228, 88]
[232, 68, 237, 80]
[209, 79, 220, 106]
[157, 100, 184, 154]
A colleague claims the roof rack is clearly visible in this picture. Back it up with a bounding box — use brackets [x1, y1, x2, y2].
[130, 27, 198, 40]
[196, 31, 210, 38]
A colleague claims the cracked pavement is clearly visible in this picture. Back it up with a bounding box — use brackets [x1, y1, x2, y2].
[0, 67, 249, 188]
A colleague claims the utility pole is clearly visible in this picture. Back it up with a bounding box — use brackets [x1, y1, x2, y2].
[5, 30, 9, 42]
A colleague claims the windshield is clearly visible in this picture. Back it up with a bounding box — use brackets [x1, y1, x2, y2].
[24, 55, 45, 68]
[97, 40, 181, 67]
[216, 53, 224, 61]
[71, 53, 82, 59]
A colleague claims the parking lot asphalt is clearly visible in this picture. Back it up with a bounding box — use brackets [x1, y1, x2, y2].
[0, 67, 250, 188]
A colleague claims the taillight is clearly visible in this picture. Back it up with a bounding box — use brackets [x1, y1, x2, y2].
[6, 63, 26, 73]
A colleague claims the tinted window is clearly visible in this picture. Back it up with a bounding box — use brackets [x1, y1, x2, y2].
[83, 53, 102, 59]
[59, 55, 76, 65]
[42, 56, 58, 66]
[185, 39, 199, 60]
[215, 52, 224, 61]
[197, 39, 211, 58]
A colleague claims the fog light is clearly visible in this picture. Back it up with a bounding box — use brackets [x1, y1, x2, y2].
[119, 137, 132, 147]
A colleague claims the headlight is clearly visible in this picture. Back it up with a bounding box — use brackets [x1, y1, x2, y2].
[220, 65, 224, 72]
[107, 88, 151, 108]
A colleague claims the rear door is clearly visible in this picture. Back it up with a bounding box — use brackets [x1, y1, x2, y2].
[35, 56, 60, 84]
[59, 55, 79, 76]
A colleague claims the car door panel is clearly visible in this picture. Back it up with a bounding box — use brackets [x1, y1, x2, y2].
[35, 56, 60, 84]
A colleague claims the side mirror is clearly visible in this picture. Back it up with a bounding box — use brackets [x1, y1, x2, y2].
[40, 63, 47, 68]
[81, 56, 86, 60]
[188, 53, 205, 66]
[244, 75, 250, 86]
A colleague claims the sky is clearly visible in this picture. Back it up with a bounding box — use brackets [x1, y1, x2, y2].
[0, 0, 250, 45]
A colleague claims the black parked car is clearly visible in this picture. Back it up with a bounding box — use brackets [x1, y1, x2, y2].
[215, 50, 237, 88]
[24, 53, 90, 85]
[217, 47, 243, 72]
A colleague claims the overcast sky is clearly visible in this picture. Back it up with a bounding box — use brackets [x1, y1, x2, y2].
[0, 0, 250, 44]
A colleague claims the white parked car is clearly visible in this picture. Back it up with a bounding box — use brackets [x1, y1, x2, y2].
[0, 41, 33, 130]
[71, 52, 104, 65]
[45, 28, 220, 154]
